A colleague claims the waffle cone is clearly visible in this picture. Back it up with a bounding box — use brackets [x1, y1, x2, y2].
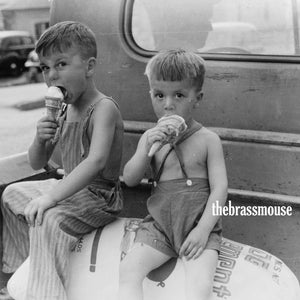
[148, 115, 187, 157]
[45, 87, 65, 143]
[45, 98, 62, 118]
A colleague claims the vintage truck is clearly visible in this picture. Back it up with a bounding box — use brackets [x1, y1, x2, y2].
[0, 0, 300, 298]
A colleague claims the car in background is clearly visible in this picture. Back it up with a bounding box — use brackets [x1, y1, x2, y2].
[0, 30, 35, 76]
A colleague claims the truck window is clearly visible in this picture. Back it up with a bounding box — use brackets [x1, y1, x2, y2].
[21, 36, 34, 45]
[5, 36, 22, 49]
[131, 0, 300, 56]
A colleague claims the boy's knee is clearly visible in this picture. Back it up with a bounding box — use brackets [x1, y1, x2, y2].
[2, 182, 28, 204]
[2, 184, 14, 200]
[1, 184, 18, 207]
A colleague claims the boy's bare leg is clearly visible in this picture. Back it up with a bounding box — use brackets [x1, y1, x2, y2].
[182, 249, 218, 300]
[118, 243, 171, 300]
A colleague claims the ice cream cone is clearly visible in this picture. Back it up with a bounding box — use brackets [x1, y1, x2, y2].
[45, 86, 65, 143]
[148, 115, 187, 157]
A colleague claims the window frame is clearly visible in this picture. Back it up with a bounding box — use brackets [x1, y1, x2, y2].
[121, 0, 300, 63]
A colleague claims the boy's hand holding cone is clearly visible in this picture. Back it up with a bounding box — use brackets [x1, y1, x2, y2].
[148, 115, 187, 157]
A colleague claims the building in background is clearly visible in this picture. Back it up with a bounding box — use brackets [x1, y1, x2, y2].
[0, 0, 50, 39]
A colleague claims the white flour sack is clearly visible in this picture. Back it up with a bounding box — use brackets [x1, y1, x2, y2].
[8, 218, 300, 300]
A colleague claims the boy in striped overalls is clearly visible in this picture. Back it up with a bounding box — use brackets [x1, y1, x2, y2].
[1, 21, 123, 300]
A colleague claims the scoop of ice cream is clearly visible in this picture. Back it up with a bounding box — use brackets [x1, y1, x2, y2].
[157, 115, 187, 142]
[148, 115, 187, 157]
[46, 86, 64, 100]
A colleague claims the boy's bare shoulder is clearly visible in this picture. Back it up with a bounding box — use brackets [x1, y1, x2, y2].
[196, 126, 222, 146]
[93, 97, 121, 118]
[198, 126, 220, 139]
[90, 96, 123, 129]
[95, 96, 118, 109]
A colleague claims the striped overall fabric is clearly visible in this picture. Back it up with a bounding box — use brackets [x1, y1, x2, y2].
[1, 97, 124, 300]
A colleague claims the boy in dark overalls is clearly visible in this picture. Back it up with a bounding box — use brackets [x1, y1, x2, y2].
[118, 49, 228, 300]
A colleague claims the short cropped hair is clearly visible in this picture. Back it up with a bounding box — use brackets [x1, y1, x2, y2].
[145, 49, 205, 90]
[36, 21, 97, 59]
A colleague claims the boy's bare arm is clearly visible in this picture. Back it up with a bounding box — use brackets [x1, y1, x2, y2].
[124, 124, 169, 186]
[28, 137, 54, 169]
[28, 116, 58, 170]
[196, 132, 228, 233]
[46, 100, 118, 203]
[123, 134, 151, 186]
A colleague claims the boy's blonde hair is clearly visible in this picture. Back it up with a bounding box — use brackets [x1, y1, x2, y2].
[36, 21, 97, 59]
[145, 49, 206, 90]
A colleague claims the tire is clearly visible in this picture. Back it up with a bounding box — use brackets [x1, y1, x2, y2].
[8, 58, 22, 77]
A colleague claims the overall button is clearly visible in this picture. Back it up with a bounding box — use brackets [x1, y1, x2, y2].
[186, 179, 192, 186]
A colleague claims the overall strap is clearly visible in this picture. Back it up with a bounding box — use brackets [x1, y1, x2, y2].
[153, 121, 202, 183]
[80, 96, 118, 157]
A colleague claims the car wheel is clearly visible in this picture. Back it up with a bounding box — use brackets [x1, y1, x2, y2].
[8, 59, 22, 77]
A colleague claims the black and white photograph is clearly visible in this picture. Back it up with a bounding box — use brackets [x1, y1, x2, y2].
[0, 0, 299, 299]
